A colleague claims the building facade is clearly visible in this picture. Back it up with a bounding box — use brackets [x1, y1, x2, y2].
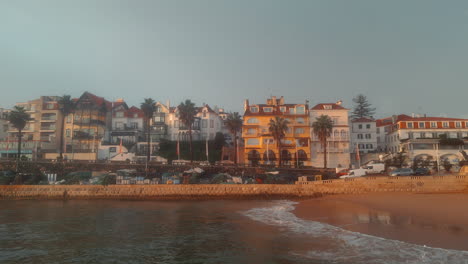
[310, 102, 351, 169]
[242, 96, 311, 167]
[62, 92, 111, 161]
[110, 100, 144, 146]
[350, 117, 377, 153]
[376, 114, 468, 170]
[4, 96, 63, 160]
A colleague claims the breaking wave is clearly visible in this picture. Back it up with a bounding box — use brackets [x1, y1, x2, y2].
[243, 201, 468, 264]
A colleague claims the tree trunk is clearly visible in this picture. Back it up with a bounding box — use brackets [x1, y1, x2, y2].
[189, 125, 193, 164]
[233, 131, 237, 164]
[277, 140, 281, 168]
[17, 129, 22, 161]
[146, 118, 151, 163]
[323, 138, 327, 169]
[59, 114, 66, 159]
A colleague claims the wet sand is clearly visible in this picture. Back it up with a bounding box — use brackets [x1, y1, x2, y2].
[294, 193, 468, 251]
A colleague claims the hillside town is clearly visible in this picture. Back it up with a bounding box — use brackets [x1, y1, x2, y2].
[1, 92, 468, 175]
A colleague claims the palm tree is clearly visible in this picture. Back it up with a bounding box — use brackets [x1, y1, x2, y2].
[57, 95, 75, 160]
[225, 112, 242, 164]
[8, 106, 30, 162]
[141, 98, 156, 163]
[268, 117, 289, 167]
[178, 99, 197, 163]
[312, 115, 333, 169]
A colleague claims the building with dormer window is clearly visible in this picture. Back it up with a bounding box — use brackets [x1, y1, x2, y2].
[310, 101, 351, 168]
[242, 96, 311, 167]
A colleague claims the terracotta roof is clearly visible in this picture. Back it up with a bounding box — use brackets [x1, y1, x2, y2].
[352, 117, 375, 123]
[128, 106, 142, 113]
[311, 103, 347, 110]
[376, 114, 468, 127]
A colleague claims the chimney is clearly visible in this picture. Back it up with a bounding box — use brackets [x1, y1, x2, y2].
[271, 96, 277, 106]
[412, 113, 415, 118]
[166, 100, 170, 109]
[244, 99, 249, 112]
[391, 115, 397, 124]
[279, 96, 284, 105]
[336, 100, 342, 106]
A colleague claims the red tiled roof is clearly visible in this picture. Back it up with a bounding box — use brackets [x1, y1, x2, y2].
[352, 117, 375, 123]
[311, 103, 347, 110]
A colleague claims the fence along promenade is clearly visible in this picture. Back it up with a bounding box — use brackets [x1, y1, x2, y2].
[0, 175, 467, 200]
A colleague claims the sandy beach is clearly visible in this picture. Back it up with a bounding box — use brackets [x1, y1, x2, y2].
[294, 193, 468, 251]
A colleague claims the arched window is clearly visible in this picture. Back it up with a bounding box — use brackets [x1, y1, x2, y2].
[334, 130, 339, 138]
[263, 150, 276, 161]
[247, 118, 259, 124]
[296, 150, 307, 161]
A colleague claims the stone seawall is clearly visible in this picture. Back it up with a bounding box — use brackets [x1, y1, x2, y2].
[0, 175, 467, 200]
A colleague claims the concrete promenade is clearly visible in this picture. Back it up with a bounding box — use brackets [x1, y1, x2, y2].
[0, 175, 467, 200]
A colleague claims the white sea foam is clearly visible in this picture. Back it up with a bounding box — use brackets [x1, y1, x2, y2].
[243, 200, 468, 264]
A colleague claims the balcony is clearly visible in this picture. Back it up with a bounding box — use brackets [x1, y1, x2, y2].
[41, 115, 57, 122]
[40, 125, 56, 132]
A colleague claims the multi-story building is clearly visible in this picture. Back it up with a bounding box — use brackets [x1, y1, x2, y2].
[242, 96, 311, 166]
[0, 108, 10, 141]
[350, 117, 377, 153]
[310, 101, 351, 169]
[166, 104, 223, 142]
[5, 96, 63, 160]
[62, 92, 111, 161]
[376, 114, 468, 170]
[110, 99, 144, 146]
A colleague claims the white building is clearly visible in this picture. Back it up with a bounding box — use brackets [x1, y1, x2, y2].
[376, 114, 468, 171]
[310, 101, 351, 169]
[350, 117, 378, 153]
[110, 100, 144, 145]
[167, 104, 223, 141]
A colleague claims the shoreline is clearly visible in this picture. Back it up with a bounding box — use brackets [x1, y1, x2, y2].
[293, 193, 468, 251]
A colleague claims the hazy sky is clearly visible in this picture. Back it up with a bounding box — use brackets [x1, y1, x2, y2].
[1, 0, 468, 118]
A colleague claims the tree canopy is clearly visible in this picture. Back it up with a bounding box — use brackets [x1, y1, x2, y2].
[351, 94, 376, 119]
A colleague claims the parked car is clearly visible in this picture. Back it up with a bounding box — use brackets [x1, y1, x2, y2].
[340, 168, 367, 179]
[389, 168, 414, 176]
[362, 163, 386, 174]
[413, 168, 430, 176]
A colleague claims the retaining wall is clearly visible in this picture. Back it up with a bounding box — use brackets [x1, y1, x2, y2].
[0, 175, 467, 200]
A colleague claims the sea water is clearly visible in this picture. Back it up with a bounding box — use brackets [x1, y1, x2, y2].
[0, 200, 467, 264]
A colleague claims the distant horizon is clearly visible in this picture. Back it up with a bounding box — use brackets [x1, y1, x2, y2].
[2, 1, 468, 119]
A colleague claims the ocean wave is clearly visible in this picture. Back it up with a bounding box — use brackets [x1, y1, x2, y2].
[243, 200, 468, 264]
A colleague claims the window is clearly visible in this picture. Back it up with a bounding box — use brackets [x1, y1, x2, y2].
[295, 128, 304, 134]
[407, 122, 413, 128]
[466, 122, 468, 128]
[134, 114, 138, 118]
[66, 115, 72, 123]
[116, 112, 124, 118]
[202, 120, 208, 128]
[357, 134, 363, 139]
[210, 120, 214, 128]
[115, 122, 124, 129]
[247, 128, 256, 135]
[443, 122, 449, 128]
[250, 107, 258, 113]
[341, 130, 347, 138]
[295, 106, 305, 114]
[358, 124, 362, 129]
[46, 103, 54, 110]
[332, 117, 339, 124]
[296, 117, 305, 124]
[408, 132, 413, 139]
[203, 111, 207, 118]
[174, 120, 179, 128]
[109, 147, 117, 152]
[376, 127, 380, 133]
[419, 122, 425, 128]
[156, 106, 162, 113]
[456, 122, 461, 128]
[66, 129, 71, 137]
[365, 134, 371, 139]
[263, 138, 274, 144]
[366, 124, 371, 129]
[263, 107, 273, 113]
[366, 144, 373, 149]
[431, 122, 437, 128]
[246, 138, 259, 145]
[359, 144, 364, 149]
[130, 122, 138, 129]
[279, 107, 286, 113]
[323, 105, 332, 110]
[247, 118, 259, 124]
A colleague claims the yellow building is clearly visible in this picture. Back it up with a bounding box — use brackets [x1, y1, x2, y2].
[242, 96, 311, 167]
[61, 92, 110, 161]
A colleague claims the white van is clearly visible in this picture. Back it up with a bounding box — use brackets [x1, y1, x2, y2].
[363, 163, 385, 174]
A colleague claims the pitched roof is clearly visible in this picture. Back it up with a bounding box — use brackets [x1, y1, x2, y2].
[352, 117, 375, 123]
[311, 103, 347, 110]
